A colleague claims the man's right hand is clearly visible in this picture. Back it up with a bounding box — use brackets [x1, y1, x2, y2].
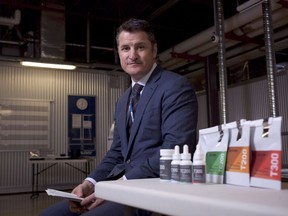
[68, 180, 95, 213]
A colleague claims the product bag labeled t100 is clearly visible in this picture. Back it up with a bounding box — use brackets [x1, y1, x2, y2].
[199, 125, 229, 184]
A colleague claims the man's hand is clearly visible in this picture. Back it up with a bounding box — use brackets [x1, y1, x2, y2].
[68, 180, 95, 214]
[81, 193, 105, 211]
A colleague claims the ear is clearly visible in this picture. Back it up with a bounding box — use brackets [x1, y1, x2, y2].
[153, 43, 158, 59]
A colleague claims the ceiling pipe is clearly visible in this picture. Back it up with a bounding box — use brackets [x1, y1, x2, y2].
[0, 9, 21, 27]
[147, 0, 180, 21]
[227, 37, 288, 67]
[182, 26, 288, 77]
[164, 6, 287, 70]
[201, 15, 288, 56]
[164, 7, 288, 71]
[225, 25, 288, 59]
[158, 0, 281, 65]
[182, 23, 288, 75]
[237, 0, 263, 12]
[240, 7, 288, 33]
[0, 39, 24, 45]
[162, 12, 288, 70]
[186, 37, 288, 79]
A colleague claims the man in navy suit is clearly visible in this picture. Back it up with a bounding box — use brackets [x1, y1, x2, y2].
[40, 18, 198, 216]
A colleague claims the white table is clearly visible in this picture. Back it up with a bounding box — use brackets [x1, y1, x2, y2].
[95, 178, 288, 216]
[28, 158, 90, 198]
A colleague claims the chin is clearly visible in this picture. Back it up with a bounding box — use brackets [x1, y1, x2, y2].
[126, 67, 142, 74]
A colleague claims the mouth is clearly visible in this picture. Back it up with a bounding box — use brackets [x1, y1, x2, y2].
[127, 62, 141, 65]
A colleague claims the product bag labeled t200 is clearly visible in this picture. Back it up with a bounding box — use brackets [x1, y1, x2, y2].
[225, 120, 251, 187]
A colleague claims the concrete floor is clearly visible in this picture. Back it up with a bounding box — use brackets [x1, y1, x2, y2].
[0, 192, 61, 216]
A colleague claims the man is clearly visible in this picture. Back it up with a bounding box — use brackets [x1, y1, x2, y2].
[39, 18, 198, 216]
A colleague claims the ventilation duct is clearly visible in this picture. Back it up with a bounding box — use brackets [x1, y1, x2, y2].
[0, 9, 21, 28]
[41, 3, 65, 60]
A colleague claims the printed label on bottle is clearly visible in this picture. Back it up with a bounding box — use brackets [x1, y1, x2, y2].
[251, 150, 281, 180]
[226, 146, 249, 173]
[206, 152, 226, 175]
[160, 160, 172, 180]
[180, 165, 192, 183]
[171, 164, 180, 181]
[192, 165, 206, 183]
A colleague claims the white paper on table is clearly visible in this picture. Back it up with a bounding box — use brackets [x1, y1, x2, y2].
[45, 189, 84, 202]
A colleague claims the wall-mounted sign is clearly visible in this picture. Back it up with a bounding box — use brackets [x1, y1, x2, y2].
[68, 95, 96, 157]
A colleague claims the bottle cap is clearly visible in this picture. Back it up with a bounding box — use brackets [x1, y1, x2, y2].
[160, 149, 174, 157]
[172, 145, 181, 160]
[181, 144, 191, 160]
[193, 144, 204, 161]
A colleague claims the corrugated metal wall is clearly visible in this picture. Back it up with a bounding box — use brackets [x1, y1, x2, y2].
[0, 62, 129, 193]
[197, 71, 288, 165]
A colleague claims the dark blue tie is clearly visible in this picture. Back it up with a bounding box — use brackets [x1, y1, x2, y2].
[127, 83, 144, 137]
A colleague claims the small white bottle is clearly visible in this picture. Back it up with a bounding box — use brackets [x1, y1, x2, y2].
[159, 149, 174, 181]
[192, 144, 206, 184]
[179, 144, 193, 183]
[171, 145, 181, 183]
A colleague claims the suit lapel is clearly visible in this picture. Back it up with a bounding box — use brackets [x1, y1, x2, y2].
[125, 66, 162, 157]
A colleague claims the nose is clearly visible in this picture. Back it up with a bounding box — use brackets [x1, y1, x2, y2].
[129, 48, 138, 60]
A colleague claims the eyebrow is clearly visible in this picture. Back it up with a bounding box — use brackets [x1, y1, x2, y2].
[119, 41, 147, 47]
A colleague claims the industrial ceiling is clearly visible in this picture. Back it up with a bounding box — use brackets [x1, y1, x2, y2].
[0, 0, 287, 91]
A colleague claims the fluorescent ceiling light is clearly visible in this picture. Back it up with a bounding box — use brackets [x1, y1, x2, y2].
[21, 61, 76, 70]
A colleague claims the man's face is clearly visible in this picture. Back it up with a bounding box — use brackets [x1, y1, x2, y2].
[117, 31, 157, 81]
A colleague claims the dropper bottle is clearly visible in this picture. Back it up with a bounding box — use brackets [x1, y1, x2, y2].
[179, 144, 193, 183]
[171, 145, 181, 183]
[192, 144, 206, 184]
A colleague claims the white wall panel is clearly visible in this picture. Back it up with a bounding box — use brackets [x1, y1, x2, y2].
[0, 62, 128, 193]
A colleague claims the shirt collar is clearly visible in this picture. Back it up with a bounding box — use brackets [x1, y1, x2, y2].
[131, 63, 157, 87]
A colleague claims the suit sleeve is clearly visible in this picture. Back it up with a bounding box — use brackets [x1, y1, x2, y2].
[87, 101, 125, 181]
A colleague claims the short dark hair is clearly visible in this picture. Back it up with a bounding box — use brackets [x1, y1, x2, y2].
[116, 18, 156, 47]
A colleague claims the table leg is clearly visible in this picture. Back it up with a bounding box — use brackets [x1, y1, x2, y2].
[36, 163, 39, 196]
[30, 163, 39, 199]
[86, 160, 90, 176]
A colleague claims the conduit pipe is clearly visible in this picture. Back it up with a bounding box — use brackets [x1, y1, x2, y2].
[227, 37, 288, 67]
[168, 14, 288, 71]
[158, 0, 281, 65]
[262, 0, 279, 117]
[163, 6, 287, 71]
[186, 37, 288, 79]
[175, 23, 288, 76]
[201, 21, 287, 57]
[0, 9, 21, 27]
[224, 24, 288, 59]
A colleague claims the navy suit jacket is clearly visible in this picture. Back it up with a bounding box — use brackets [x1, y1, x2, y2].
[89, 65, 198, 181]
